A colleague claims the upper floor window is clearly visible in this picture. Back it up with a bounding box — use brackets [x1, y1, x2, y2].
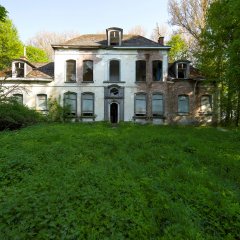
[66, 60, 76, 82]
[152, 94, 164, 116]
[64, 92, 77, 116]
[178, 95, 189, 114]
[135, 93, 147, 116]
[201, 95, 212, 113]
[106, 28, 123, 46]
[15, 62, 24, 77]
[83, 60, 93, 82]
[37, 94, 47, 112]
[152, 60, 162, 81]
[13, 94, 23, 104]
[177, 63, 188, 79]
[136, 60, 146, 82]
[109, 60, 120, 82]
[110, 31, 120, 46]
[82, 93, 94, 116]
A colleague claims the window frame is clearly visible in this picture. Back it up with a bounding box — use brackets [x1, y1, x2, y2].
[81, 92, 95, 117]
[36, 94, 48, 112]
[65, 59, 77, 82]
[178, 94, 189, 115]
[63, 92, 77, 116]
[109, 59, 120, 82]
[177, 62, 188, 79]
[136, 60, 146, 82]
[15, 62, 25, 78]
[152, 93, 164, 117]
[83, 60, 93, 82]
[152, 60, 163, 81]
[135, 93, 147, 117]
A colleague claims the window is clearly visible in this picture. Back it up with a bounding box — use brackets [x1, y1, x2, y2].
[109, 60, 120, 82]
[135, 93, 147, 116]
[201, 95, 212, 113]
[136, 60, 146, 82]
[82, 93, 94, 116]
[110, 31, 120, 46]
[83, 60, 93, 82]
[178, 95, 189, 114]
[110, 88, 119, 97]
[37, 94, 47, 112]
[13, 94, 23, 104]
[152, 60, 162, 81]
[152, 94, 163, 116]
[64, 92, 77, 116]
[177, 63, 188, 79]
[66, 60, 76, 82]
[15, 62, 24, 77]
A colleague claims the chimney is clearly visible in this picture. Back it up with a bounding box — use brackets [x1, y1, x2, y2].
[20, 46, 27, 60]
[158, 36, 164, 45]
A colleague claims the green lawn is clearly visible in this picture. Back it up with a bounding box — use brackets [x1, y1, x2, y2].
[0, 123, 239, 239]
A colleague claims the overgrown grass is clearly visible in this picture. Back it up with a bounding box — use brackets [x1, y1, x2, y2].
[0, 123, 239, 239]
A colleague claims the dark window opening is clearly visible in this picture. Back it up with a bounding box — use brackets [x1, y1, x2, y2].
[110, 31, 120, 46]
[152, 60, 162, 81]
[82, 93, 94, 116]
[177, 63, 188, 79]
[15, 62, 24, 77]
[110, 60, 120, 82]
[152, 94, 163, 116]
[66, 60, 76, 82]
[135, 94, 147, 116]
[136, 60, 146, 82]
[64, 92, 77, 116]
[83, 60, 93, 81]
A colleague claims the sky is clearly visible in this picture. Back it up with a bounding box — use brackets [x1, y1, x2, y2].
[1, 0, 170, 43]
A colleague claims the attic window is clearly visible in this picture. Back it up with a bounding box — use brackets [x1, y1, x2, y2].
[177, 63, 188, 79]
[15, 62, 24, 77]
[110, 31, 120, 46]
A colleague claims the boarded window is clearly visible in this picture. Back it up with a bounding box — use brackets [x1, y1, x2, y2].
[136, 60, 146, 82]
[135, 94, 147, 116]
[64, 92, 77, 116]
[178, 95, 189, 114]
[37, 94, 47, 111]
[13, 94, 23, 104]
[109, 60, 120, 82]
[15, 62, 24, 77]
[201, 95, 212, 113]
[152, 60, 162, 81]
[83, 60, 93, 81]
[177, 63, 188, 79]
[152, 94, 163, 116]
[82, 93, 94, 116]
[110, 31, 120, 45]
[66, 60, 76, 82]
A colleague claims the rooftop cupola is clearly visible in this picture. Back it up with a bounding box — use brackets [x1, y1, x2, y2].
[106, 27, 123, 46]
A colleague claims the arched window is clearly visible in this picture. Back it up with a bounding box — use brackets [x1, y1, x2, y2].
[152, 93, 163, 116]
[178, 95, 189, 114]
[66, 60, 76, 82]
[83, 60, 93, 81]
[109, 60, 120, 82]
[81, 93, 94, 116]
[136, 60, 146, 82]
[201, 95, 212, 113]
[64, 92, 77, 116]
[152, 60, 162, 81]
[135, 93, 147, 116]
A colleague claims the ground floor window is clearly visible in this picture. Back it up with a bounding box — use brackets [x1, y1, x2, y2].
[178, 95, 189, 114]
[81, 93, 94, 116]
[152, 93, 163, 116]
[201, 95, 212, 113]
[135, 93, 147, 116]
[64, 92, 77, 116]
[13, 94, 23, 104]
[37, 94, 47, 112]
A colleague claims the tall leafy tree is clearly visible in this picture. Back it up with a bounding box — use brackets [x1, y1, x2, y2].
[26, 46, 49, 63]
[0, 18, 23, 70]
[0, 4, 7, 22]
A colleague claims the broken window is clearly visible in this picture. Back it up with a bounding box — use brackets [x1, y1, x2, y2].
[64, 92, 77, 116]
[83, 60, 93, 81]
[136, 60, 146, 82]
[13, 94, 23, 104]
[201, 95, 212, 113]
[135, 93, 147, 116]
[109, 60, 120, 82]
[178, 95, 189, 114]
[177, 63, 188, 79]
[152, 94, 163, 116]
[37, 94, 47, 112]
[110, 31, 120, 46]
[152, 60, 162, 81]
[66, 60, 76, 82]
[82, 93, 94, 116]
[15, 62, 24, 77]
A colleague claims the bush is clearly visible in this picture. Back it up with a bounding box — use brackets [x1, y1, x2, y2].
[0, 101, 43, 130]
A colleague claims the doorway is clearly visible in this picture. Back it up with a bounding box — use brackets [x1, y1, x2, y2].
[110, 102, 118, 123]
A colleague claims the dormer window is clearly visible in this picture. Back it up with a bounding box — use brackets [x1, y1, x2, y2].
[177, 63, 188, 79]
[106, 27, 123, 46]
[15, 62, 24, 77]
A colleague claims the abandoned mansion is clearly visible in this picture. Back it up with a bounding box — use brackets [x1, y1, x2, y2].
[0, 27, 215, 124]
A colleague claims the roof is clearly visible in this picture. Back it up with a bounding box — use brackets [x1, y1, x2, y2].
[53, 34, 170, 49]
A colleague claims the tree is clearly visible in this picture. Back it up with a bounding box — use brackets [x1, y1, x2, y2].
[166, 34, 189, 62]
[26, 46, 49, 63]
[0, 4, 7, 22]
[0, 19, 23, 70]
[128, 25, 147, 36]
[27, 31, 79, 60]
[150, 23, 169, 42]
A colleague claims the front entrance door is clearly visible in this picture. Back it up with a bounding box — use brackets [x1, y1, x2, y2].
[110, 103, 118, 123]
